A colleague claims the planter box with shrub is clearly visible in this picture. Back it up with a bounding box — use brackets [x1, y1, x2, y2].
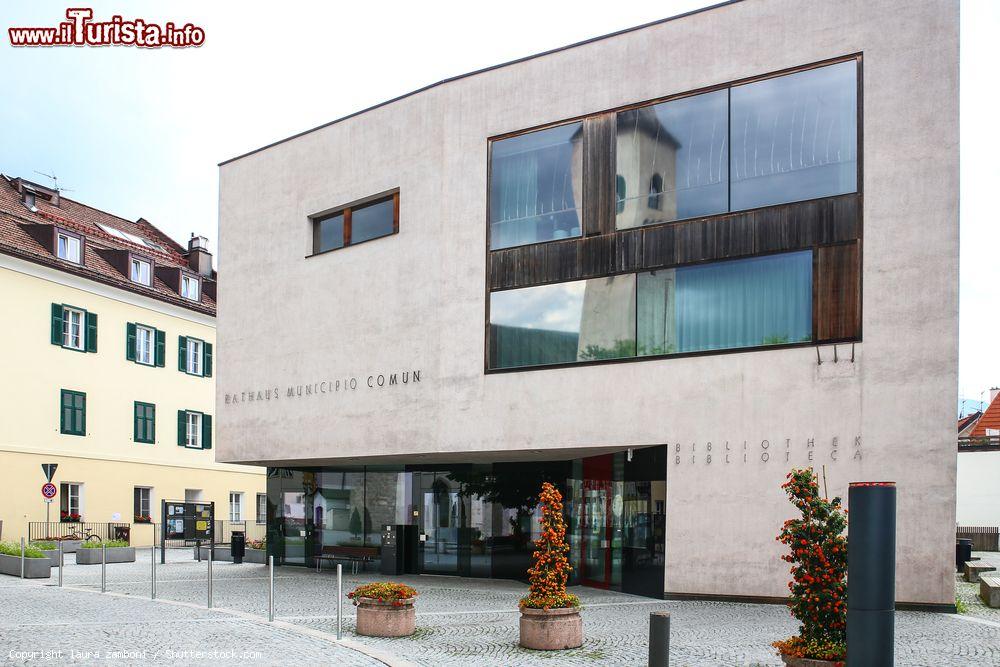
[75, 541, 135, 564]
[0, 542, 51, 578]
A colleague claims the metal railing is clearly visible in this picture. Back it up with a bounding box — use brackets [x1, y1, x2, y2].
[958, 435, 1000, 452]
[28, 521, 132, 543]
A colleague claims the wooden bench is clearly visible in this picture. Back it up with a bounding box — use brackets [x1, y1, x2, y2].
[315, 545, 380, 574]
[964, 561, 996, 583]
[980, 574, 1000, 608]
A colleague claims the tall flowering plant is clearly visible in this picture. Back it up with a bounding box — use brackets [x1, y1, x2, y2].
[519, 482, 580, 610]
[773, 468, 848, 663]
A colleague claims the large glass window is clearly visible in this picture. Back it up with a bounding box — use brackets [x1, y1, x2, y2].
[616, 89, 729, 229]
[730, 61, 857, 210]
[350, 198, 395, 244]
[489, 274, 636, 369]
[490, 122, 583, 250]
[312, 192, 399, 254]
[637, 251, 813, 355]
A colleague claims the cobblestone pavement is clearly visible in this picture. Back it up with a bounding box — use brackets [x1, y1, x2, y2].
[2, 548, 999, 666]
[957, 551, 1000, 623]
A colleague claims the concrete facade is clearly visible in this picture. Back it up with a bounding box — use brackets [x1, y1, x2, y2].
[217, 0, 959, 606]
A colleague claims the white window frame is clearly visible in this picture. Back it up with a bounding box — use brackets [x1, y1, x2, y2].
[130, 257, 152, 286]
[256, 493, 267, 524]
[230, 492, 244, 522]
[186, 411, 202, 448]
[181, 274, 201, 301]
[134, 486, 152, 518]
[135, 325, 154, 365]
[56, 232, 81, 263]
[62, 307, 84, 350]
[186, 338, 203, 376]
[60, 482, 82, 516]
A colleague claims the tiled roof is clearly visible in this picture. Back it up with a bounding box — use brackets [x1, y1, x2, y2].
[958, 411, 982, 434]
[971, 394, 1000, 437]
[0, 175, 215, 316]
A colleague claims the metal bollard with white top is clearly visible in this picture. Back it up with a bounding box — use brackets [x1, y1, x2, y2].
[58, 541, 63, 587]
[101, 543, 107, 593]
[20, 538, 25, 578]
[337, 563, 343, 640]
[151, 542, 156, 599]
[207, 550, 213, 608]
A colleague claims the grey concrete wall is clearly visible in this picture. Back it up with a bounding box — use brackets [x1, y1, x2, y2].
[217, 0, 959, 605]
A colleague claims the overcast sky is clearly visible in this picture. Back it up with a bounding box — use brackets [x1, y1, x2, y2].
[1, 1, 996, 407]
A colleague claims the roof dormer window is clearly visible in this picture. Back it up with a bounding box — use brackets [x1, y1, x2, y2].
[181, 274, 200, 301]
[130, 257, 152, 286]
[56, 230, 82, 264]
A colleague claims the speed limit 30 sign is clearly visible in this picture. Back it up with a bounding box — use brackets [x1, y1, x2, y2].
[41, 482, 57, 499]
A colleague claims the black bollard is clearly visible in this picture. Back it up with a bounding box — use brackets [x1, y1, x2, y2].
[847, 481, 896, 667]
[648, 611, 670, 667]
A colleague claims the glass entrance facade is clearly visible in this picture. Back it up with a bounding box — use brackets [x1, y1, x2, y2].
[265, 446, 666, 598]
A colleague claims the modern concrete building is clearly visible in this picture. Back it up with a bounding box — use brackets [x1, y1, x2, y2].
[217, 0, 958, 608]
[957, 389, 1000, 527]
[0, 175, 265, 546]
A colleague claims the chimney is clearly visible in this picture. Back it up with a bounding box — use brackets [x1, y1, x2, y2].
[187, 234, 213, 277]
[991, 387, 1000, 405]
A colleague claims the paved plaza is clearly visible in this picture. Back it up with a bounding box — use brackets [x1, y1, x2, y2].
[1, 548, 999, 666]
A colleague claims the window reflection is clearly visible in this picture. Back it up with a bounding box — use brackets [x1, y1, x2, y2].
[616, 89, 729, 228]
[490, 123, 583, 250]
[489, 274, 637, 369]
[730, 61, 857, 210]
[637, 251, 813, 355]
[317, 212, 344, 252]
[351, 198, 395, 244]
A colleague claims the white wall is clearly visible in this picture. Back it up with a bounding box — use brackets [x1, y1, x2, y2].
[957, 451, 1000, 526]
[217, 0, 959, 605]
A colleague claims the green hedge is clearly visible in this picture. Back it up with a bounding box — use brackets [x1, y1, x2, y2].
[0, 541, 47, 558]
[79, 540, 130, 549]
[30, 541, 57, 551]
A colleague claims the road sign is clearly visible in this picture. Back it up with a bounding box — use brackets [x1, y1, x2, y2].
[41, 482, 57, 499]
[42, 463, 58, 482]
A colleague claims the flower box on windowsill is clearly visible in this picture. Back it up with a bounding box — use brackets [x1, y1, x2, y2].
[60, 518, 82, 524]
[133, 518, 152, 524]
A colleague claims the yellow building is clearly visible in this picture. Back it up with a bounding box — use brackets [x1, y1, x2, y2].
[0, 175, 264, 546]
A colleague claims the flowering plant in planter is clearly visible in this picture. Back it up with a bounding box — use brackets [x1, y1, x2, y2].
[134, 514, 152, 523]
[247, 538, 266, 550]
[773, 468, 847, 664]
[347, 582, 417, 606]
[519, 482, 580, 610]
[60, 511, 81, 523]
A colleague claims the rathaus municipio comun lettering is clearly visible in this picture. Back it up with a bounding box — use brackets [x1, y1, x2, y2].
[224, 369, 422, 405]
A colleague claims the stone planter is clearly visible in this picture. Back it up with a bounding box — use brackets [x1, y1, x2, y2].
[75, 547, 135, 564]
[195, 546, 232, 561]
[0, 553, 51, 578]
[519, 606, 583, 650]
[55, 540, 82, 553]
[780, 656, 843, 667]
[39, 550, 62, 567]
[354, 597, 416, 637]
[246, 548, 266, 564]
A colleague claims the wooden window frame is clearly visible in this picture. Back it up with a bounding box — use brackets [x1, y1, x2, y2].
[308, 190, 400, 257]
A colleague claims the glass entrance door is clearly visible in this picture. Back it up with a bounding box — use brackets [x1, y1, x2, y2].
[417, 472, 465, 576]
[581, 479, 612, 587]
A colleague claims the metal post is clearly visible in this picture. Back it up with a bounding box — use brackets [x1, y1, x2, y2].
[58, 541, 63, 587]
[151, 543, 156, 599]
[336, 563, 343, 640]
[20, 538, 25, 578]
[268, 555, 274, 622]
[101, 543, 107, 593]
[649, 611, 670, 666]
[847, 482, 896, 667]
[196, 538, 201, 562]
[207, 550, 213, 608]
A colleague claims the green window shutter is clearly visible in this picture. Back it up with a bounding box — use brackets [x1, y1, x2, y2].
[85, 311, 98, 353]
[204, 343, 213, 377]
[177, 410, 187, 446]
[51, 304, 64, 345]
[60, 390, 68, 432]
[77, 392, 86, 434]
[133, 402, 141, 441]
[202, 414, 212, 449]
[148, 404, 156, 442]
[154, 330, 165, 367]
[178, 336, 187, 372]
[126, 323, 137, 361]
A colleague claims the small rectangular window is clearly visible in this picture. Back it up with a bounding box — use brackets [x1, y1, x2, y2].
[256, 493, 267, 524]
[60, 389, 86, 436]
[187, 338, 202, 375]
[181, 274, 201, 301]
[56, 232, 81, 263]
[312, 192, 399, 254]
[133, 487, 152, 521]
[135, 325, 154, 365]
[229, 492, 244, 522]
[130, 258, 152, 286]
[60, 482, 82, 520]
[134, 401, 155, 443]
[186, 411, 202, 448]
[62, 307, 84, 350]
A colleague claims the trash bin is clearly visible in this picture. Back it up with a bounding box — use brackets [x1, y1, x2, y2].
[231, 531, 246, 565]
[956, 538, 973, 572]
